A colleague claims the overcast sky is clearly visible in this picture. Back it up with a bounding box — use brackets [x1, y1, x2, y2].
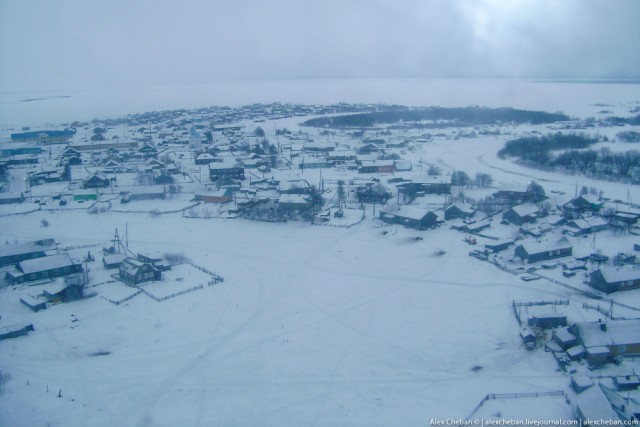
[1, 0, 639, 92]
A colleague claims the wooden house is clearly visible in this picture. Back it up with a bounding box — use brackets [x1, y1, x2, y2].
[119, 257, 161, 285]
[564, 217, 608, 236]
[502, 203, 540, 225]
[299, 157, 332, 170]
[356, 184, 391, 204]
[570, 319, 640, 360]
[278, 194, 312, 211]
[358, 160, 395, 174]
[196, 188, 233, 204]
[61, 147, 82, 158]
[83, 172, 110, 189]
[379, 206, 439, 230]
[0, 238, 57, 267]
[444, 202, 474, 220]
[42, 274, 86, 303]
[195, 153, 216, 165]
[5, 253, 82, 284]
[493, 184, 534, 205]
[589, 267, 640, 294]
[278, 179, 312, 195]
[563, 194, 603, 217]
[514, 237, 572, 264]
[209, 162, 245, 181]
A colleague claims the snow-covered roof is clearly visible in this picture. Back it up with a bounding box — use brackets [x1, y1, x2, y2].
[446, 202, 474, 214]
[17, 253, 75, 274]
[497, 183, 528, 193]
[574, 384, 620, 421]
[568, 217, 608, 230]
[509, 203, 539, 217]
[278, 194, 310, 204]
[103, 253, 127, 265]
[519, 237, 571, 255]
[575, 319, 640, 349]
[0, 239, 56, 258]
[360, 160, 394, 167]
[596, 267, 640, 284]
[554, 328, 576, 343]
[380, 205, 434, 221]
[120, 257, 153, 275]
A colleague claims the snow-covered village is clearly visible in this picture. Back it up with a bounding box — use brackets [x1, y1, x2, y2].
[1, 95, 640, 425]
[3, 1, 640, 426]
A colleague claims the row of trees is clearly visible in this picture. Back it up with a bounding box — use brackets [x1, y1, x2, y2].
[303, 107, 569, 128]
[498, 133, 640, 184]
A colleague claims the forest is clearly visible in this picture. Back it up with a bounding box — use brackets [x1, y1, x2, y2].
[498, 133, 640, 184]
[301, 107, 570, 128]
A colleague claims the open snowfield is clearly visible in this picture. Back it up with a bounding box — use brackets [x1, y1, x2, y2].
[1, 210, 579, 426]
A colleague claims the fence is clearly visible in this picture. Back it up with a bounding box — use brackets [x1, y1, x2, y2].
[138, 284, 204, 302]
[464, 391, 566, 421]
[101, 290, 141, 305]
[186, 261, 224, 284]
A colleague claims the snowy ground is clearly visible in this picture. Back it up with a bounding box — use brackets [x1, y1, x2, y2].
[1, 211, 578, 427]
[1, 87, 640, 425]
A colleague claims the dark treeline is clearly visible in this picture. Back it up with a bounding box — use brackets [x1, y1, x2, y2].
[498, 133, 640, 184]
[302, 107, 569, 128]
[603, 114, 640, 126]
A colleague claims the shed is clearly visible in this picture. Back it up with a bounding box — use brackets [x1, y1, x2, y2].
[527, 311, 567, 329]
[554, 328, 577, 350]
[571, 375, 594, 393]
[0, 323, 34, 341]
[484, 240, 514, 253]
[103, 253, 127, 269]
[566, 345, 585, 361]
[20, 295, 47, 312]
[585, 346, 611, 366]
[614, 375, 640, 391]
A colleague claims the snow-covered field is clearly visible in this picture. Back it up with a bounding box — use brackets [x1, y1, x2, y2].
[1, 79, 640, 425]
[1, 211, 575, 426]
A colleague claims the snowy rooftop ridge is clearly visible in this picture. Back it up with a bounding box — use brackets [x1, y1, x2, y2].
[16, 253, 76, 275]
[597, 266, 640, 283]
[0, 239, 56, 258]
